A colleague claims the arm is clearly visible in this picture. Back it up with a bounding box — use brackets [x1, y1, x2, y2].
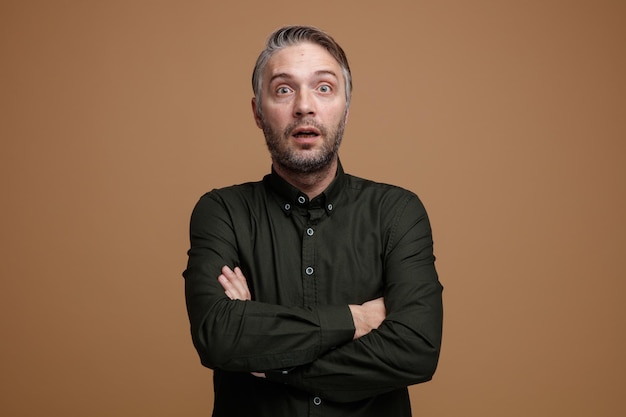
[266, 194, 443, 402]
[218, 265, 386, 341]
[218, 266, 386, 380]
[183, 192, 356, 372]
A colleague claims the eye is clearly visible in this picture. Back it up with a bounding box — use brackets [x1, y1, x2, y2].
[276, 86, 292, 95]
[318, 84, 332, 93]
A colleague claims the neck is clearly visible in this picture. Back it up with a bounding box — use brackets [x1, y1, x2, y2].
[273, 157, 338, 200]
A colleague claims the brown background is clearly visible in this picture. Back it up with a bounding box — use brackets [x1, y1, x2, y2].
[1, 1, 625, 416]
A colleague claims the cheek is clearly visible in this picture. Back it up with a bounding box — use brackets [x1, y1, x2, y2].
[324, 106, 347, 125]
[263, 109, 290, 128]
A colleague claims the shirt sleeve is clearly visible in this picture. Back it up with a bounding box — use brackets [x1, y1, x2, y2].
[266, 193, 443, 402]
[183, 191, 355, 372]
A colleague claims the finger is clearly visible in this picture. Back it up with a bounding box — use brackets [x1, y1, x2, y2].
[233, 267, 251, 299]
[218, 274, 237, 299]
[222, 266, 248, 300]
[219, 266, 251, 301]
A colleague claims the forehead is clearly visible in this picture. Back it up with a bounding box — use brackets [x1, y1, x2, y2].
[264, 42, 342, 82]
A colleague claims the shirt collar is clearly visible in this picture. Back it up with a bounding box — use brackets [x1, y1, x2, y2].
[263, 159, 347, 216]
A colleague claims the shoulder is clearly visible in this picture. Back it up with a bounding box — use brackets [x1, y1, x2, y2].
[342, 174, 430, 228]
[344, 174, 423, 205]
[192, 180, 265, 215]
[201, 181, 263, 200]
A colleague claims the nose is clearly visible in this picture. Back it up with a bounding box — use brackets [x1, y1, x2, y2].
[293, 90, 315, 118]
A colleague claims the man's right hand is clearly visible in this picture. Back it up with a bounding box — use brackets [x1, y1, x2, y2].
[348, 297, 386, 340]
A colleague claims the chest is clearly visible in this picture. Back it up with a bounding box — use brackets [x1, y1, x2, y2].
[235, 205, 387, 307]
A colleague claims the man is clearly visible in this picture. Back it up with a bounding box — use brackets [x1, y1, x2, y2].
[184, 25, 443, 416]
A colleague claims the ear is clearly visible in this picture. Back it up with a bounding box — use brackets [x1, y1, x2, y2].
[251, 97, 263, 129]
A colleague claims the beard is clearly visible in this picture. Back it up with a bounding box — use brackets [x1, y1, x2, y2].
[261, 114, 346, 174]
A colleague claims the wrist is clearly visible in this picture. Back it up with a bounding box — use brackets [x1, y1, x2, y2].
[348, 304, 363, 339]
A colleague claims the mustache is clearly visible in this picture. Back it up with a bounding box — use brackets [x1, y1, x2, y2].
[283, 119, 327, 137]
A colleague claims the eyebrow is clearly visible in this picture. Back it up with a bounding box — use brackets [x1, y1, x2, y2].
[268, 70, 339, 85]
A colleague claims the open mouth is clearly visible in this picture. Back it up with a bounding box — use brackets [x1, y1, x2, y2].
[291, 127, 321, 139]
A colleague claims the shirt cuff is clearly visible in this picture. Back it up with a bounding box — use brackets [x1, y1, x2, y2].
[265, 305, 354, 384]
[316, 304, 355, 352]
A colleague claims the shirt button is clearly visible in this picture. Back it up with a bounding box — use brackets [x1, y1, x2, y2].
[306, 227, 314, 236]
[284, 203, 291, 210]
[327, 203, 333, 211]
[298, 195, 306, 204]
[313, 397, 322, 406]
[305, 267, 314, 275]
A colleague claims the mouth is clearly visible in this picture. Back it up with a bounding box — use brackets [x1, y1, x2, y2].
[291, 126, 321, 139]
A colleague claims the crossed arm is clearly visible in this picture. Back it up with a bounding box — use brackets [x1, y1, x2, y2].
[218, 266, 387, 341]
[186, 191, 442, 401]
[218, 266, 386, 379]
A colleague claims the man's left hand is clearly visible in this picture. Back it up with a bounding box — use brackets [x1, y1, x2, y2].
[217, 266, 251, 301]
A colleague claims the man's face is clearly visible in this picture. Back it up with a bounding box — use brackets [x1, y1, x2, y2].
[253, 42, 348, 173]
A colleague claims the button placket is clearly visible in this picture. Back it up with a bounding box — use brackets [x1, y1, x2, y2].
[301, 213, 317, 308]
[304, 223, 315, 278]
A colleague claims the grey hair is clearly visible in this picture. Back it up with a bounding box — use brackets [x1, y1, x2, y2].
[252, 25, 352, 117]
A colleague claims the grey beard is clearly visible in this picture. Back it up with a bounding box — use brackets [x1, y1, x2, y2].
[262, 117, 345, 174]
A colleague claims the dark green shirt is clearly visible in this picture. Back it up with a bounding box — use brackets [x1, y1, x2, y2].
[184, 161, 443, 416]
